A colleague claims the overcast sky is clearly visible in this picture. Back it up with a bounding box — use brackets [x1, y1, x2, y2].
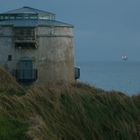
[1, 0, 140, 61]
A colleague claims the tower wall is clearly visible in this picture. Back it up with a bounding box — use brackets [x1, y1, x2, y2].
[36, 26, 75, 84]
[0, 26, 75, 84]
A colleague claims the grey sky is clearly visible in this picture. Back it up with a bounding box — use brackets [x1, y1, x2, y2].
[1, 0, 140, 61]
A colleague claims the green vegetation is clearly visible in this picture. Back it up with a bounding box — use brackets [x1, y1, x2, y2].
[0, 68, 139, 140]
[0, 115, 30, 140]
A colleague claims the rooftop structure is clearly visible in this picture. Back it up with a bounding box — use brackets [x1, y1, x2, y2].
[0, 6, 72, 27]
[0, 6, 55, 20]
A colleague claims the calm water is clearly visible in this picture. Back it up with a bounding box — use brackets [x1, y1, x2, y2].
[77, 61, 140, 95]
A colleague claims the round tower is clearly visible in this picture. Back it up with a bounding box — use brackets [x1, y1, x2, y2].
[0, 6, 76, 84]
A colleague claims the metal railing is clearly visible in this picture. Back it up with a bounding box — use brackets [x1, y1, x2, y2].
[15, 36, 35, 41]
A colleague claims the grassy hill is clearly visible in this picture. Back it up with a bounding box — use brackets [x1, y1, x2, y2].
[0, 67, 24, 95]
[0, 68, 139, 140]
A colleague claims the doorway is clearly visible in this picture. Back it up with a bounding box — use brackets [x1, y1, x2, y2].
[16, 59, 37, 82]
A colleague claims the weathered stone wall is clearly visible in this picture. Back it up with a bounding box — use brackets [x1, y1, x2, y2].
[0, 27, 13, 69]
[0, 26, 75, 84]
[36, 26, 75, 84]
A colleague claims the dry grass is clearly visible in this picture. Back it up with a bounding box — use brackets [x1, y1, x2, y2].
[0, 67, 24, 95]
[0, 68, 139, 140]
[0, 83, 139, 140]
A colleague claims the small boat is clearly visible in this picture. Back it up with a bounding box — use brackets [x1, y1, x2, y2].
[122, 55, 128, 61]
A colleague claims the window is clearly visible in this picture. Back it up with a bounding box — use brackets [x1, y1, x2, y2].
[15, 59, 37, 82]
[16, 16, 22, 19]
[14, 27, 35, 41]
[9, 16, 15, 20]
[30, 15, 37, 19]
[8, 55, 12, 61]
[4, 16, 9, 20]
[0, 16, 4, 20]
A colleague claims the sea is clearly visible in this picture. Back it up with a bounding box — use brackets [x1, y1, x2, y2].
[77, 61, 140, 96]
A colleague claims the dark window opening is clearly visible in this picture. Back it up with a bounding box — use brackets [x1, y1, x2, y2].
[15, 42, 37, 48]
[14, 27, 35, 41]
[8, 55, 12, 61]
[14, 60, 37, 83]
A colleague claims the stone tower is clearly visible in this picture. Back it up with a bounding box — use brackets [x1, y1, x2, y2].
[0, 6, 79, 84]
